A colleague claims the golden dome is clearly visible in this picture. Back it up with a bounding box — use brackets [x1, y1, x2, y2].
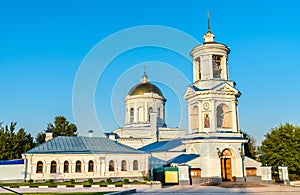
[128, 69, 164, 97]
[129, 82, 163, 96]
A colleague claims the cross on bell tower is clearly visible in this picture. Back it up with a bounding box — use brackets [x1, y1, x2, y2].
[203, 11, 215, 43]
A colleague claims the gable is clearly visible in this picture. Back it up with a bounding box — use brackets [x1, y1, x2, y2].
[212, 82, 241, 96]
[184, 86, 195, 98]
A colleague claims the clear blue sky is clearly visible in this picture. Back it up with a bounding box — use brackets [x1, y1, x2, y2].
[1, 0, 300, 144]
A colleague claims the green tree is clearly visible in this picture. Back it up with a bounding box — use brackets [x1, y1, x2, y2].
[242, 131, 257, 159]
[258, 123, 300, 177]
[35, 116, 77, 145]
[0, 122, 35, 160]
[47, 116, 77, 137]
[35, 132, 46, 145]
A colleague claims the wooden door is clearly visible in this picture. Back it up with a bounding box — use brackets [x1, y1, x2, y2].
[225, 158, 232, 180]
[246, 167, 257, 176]
[221, 158, 232, 181]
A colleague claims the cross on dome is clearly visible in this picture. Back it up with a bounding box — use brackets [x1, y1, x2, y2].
[141, 65, 149, 83]
[203, 11, 215, 42]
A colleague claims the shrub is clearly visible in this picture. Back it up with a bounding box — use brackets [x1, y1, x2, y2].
[88, 178, 94, 184]
[123, 178, 129, 184]
[28, 179, 34, 184]
[289, 174, 300, 181]
[48, 179, 54, 184]
[232, 176, 237, 182]
[142, 174, 150, 181]
[70, 179, 75, 184]
[106, 178, 112, 184]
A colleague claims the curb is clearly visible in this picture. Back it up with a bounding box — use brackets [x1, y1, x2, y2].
[106, 189, 136, 195]
[1, 183, 162, 189]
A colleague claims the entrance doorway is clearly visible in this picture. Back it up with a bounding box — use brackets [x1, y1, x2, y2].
[220, 149, 232, 181]
[221, 158, 232, 181]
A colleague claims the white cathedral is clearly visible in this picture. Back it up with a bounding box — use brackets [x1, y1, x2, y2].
[14, 18, 263, 183]
[103, 20, 262, 182]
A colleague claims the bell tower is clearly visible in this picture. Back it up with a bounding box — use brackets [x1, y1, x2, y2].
[183, 13, 247, 181]
[191, 11, 230, 82]
[184, 12, 241, 134]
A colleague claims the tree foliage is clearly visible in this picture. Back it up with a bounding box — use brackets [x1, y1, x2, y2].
[258, 123, 300, 176]
[0, 122, 35, 160]
[35, 132, 46, 145]
[35, 116, 77, 145]
[242, 131, 257, 159]
[47, 116, 77, 137]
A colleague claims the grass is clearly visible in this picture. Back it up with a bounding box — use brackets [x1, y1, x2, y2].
[0, 180, 146, 187]
[0, 192, 111, 195]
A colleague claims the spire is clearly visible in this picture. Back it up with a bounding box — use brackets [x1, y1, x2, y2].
[203, 11, 215, 43]
[141, 66, 148, 83]
[207, 10, 211, 33]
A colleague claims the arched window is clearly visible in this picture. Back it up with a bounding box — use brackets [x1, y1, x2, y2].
[222, 149, 232, 157]
[50, 161, 57, 173]
[148, 107, 153, 121]
[157, 107, 161, 117]
[192, 106, 199, 131]
[130, 108, 134, 123]
[109, 160, 115, 171]
[36, 161, 43, 173]
[133, 160, 138, 170]
[212, 55, 222, 78]
[64, 161, 69, 173]
[88, 160, 94, 172]
[217, 104, 231, 129]
[121, 160, 127, 171]
[76, 160, 82, 172]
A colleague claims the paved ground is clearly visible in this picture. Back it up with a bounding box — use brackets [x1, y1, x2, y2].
[0, 184, 299, 194]
[136, 185, 300, 195]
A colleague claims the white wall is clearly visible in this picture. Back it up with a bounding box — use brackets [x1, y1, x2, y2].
[0, 164, 24, 181]
[24, 153, 149, 181]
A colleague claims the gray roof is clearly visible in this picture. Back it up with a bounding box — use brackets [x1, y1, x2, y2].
[25, 136, 144, 154]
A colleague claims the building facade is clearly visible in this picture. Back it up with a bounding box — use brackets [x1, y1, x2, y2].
[23, 136, 149, 182]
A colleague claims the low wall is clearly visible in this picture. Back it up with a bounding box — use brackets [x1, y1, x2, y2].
[191, 177, 222, 185]
[0, 164, 24, 182]
[246, 176, 262, 183]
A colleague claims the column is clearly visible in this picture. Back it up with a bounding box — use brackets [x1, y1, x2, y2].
[134, 102, 137, 123]
[209, 55, 213, 79]
[100, 160, 105, 176]
[231, 101, 238, 132]
[187, 103, 192, 134]
[145, 102, 148, 123]
[210, 99, 216, 132]
[198, 101, 203, 133]
[236, 101, 240, 133]
[193, 58, 198, 82]
[222, 56, 228, 80]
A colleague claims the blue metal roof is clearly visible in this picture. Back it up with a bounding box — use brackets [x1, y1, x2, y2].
[25, 136, 145, 154]
[0, 159, 24, 165]
[168, 154, 199, 164]
[139, 139, 183, 152]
